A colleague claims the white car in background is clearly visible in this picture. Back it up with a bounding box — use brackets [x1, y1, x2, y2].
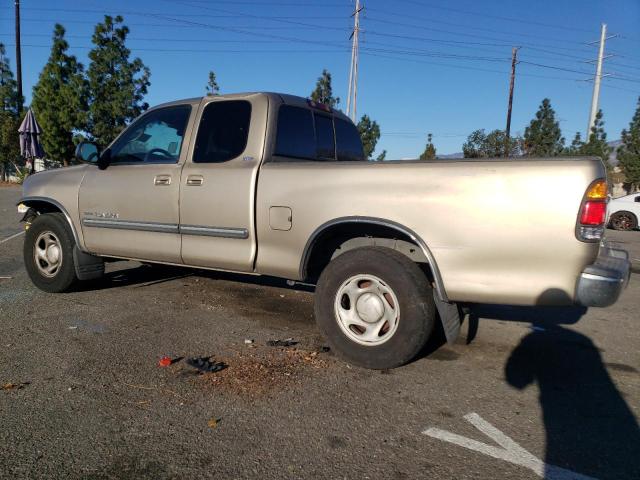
[608, 192, 640, 231]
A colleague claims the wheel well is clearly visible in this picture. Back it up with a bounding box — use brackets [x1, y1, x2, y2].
[303, 222, 435, 286]
[21, 198, 82, 247]
[23, 200, 63, 216]
[610, 210, 638, 223]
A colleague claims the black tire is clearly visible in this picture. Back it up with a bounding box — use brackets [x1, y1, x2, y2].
[609, 211, 638, 231]
[24, 212, 78, 293]
[314, 246, 436, 369]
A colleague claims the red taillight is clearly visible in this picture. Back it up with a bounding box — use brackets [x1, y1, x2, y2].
[576, 179, 608, 242]
[579, 201, 607, 225]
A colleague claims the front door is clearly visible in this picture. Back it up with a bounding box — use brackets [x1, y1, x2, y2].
[79, 104, 194, 263]
[179, 95, 267, 271]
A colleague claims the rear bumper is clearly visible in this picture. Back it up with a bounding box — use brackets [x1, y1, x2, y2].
[576, 243, 631, 307]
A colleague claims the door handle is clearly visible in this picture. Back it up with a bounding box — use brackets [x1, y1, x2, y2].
[186, 175, 204, 186]
[154, 175, 171, 186]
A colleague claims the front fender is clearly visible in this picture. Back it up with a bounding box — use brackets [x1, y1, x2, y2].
[19, 165, 89, 250]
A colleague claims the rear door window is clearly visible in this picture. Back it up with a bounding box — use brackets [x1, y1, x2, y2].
[274, 105, 315, 160]
[335, 118, 365, 161]
[193, 100, 251, 163]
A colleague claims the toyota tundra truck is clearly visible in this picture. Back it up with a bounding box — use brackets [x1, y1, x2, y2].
[18, 92, 631, 369]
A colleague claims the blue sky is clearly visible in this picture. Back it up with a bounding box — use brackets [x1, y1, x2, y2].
[1, 0, 639, 157]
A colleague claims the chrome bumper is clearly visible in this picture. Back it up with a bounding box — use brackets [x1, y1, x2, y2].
[576, 243, 631, 307]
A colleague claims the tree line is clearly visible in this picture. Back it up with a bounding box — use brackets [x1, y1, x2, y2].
[0, 16, 148, 178]
[456, 98, 639, 190]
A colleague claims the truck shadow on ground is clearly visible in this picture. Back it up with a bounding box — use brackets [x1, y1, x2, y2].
[77, 262, 316, 293]
[470, 304, 640, 480]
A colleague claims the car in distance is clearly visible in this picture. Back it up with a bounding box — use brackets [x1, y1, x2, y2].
[608, 192, 640, 231]
[18, 92, 631, 369]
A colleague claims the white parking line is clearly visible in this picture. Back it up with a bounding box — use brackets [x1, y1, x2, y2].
[0, 231, 25, 245]
[423, 412, 597, 480]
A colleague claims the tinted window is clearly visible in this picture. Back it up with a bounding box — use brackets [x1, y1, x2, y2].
[335, 118, 365, 161]
[315, 113, 335, 160]
[109, 105, 191, 164]
[193, 101, 251, 163]
[274, 105, 315, 160]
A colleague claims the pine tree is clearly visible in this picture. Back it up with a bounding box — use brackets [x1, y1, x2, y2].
[206, 71, 220, 96]
[0, 44, 22, 114]
[463, 129, 520, 158]
[357, 114, 380, 159]
[0, 44, 22, 180]
[86, 16, 150, 149]
[310, 69, 339, 107]
[617, 97, 640, 190]
[419, 133, 436, 160]
[523, 98, 564, 156]
[32, 24, 87, 167]
[564, 131, 583, 155]
[581, 109, 612, 169]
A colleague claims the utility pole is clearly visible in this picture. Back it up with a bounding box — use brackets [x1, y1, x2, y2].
[587, 23, 612, 138]
[14, 0, 23, 105]
[346, 0, 362, 122]
[505, 46, 519, 157]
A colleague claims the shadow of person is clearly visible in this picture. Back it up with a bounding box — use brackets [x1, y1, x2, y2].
[505, 318, 640, 479]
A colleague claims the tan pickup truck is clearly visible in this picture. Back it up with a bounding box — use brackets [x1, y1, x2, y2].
[18, 92, 630, 368]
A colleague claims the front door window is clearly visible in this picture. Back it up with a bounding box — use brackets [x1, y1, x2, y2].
[108, 105, 191, 164]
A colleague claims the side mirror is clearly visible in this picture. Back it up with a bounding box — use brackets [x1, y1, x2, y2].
[635, 196, 640, 203]
[75, 141, 100, 164]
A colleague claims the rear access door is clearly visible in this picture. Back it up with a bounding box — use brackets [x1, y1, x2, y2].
[179, 94, 268, 271]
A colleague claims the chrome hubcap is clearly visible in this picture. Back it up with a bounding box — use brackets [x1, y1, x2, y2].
[334, 274, 400, 346]
[34, 231, 63, 278]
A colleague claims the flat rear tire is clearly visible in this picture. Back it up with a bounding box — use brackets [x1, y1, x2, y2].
[314, 247, 436, 369]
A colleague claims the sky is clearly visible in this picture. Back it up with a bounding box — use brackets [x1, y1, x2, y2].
[1, 0, 639, 158]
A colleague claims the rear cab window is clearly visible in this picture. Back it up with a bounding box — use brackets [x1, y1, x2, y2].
[273, 104, 364, 162]
[335, 118, 364, 161]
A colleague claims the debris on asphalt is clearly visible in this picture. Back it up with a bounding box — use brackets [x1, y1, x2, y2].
[68, 326, 78, 330]
[244, 339, 254, 344]
[266, 338, 298, 347]
[320, 346, 331, 353]
[158, 356, 172, 367]
[207, 417, 219, 429]
[186, 357, 227, 373]
[2, 382, 29, 391]
[200, 347, 328, 397]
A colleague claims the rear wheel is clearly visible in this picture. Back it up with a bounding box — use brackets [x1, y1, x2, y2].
[314, 247, 436, 369]
[24, 212, 78, 293]
[610, 211, 637, 231]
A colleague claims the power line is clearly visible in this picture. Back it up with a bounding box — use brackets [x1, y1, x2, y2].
[392, 0, 596, 34]
[10, 17, 349, 31]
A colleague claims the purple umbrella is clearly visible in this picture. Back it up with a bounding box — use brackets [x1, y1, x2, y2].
[18, 108, 44, 161]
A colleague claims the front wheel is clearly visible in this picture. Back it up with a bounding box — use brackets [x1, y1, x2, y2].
[609, 211, 638, 231]
[24, 212, 79, 293]
[314, 247, 436, 369]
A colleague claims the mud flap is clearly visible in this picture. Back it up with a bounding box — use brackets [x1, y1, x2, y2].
[433, 291, 461, 344]
[73, 247, 105, 281]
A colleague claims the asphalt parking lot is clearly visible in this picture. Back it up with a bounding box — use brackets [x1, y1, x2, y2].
[1, 184, 639, 480]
